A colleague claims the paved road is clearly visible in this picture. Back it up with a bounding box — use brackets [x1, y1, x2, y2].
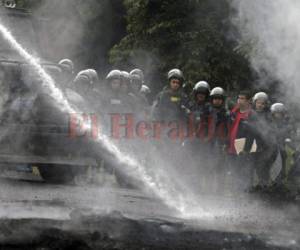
[0, 172, 299, 249]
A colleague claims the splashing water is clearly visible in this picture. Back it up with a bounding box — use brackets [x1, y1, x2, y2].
[0, 21, 206, 217]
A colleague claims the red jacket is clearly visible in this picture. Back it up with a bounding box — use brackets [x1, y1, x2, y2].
[228, 106, 253, 154]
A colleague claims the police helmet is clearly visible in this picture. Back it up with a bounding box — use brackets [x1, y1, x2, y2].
[130, 73, 143, 86]
[167, 69, 184, 82]
[253, 92, 269, 103]
[193, 81, 211, 95]
[270, 103, 286, 114]
[140, 85, 151, 95]
[74, 69, 98, 86]
[210, 87, 225, 99]
[130, 68, 144, 82]
[58, 59, 74, 74]
[106, 70, 122, 81]
[121, 71, 130, 83]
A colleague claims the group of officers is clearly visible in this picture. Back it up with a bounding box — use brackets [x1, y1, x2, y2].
[57, 59, 299, 195]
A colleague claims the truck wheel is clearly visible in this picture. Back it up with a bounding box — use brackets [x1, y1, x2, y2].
[38, 164, 79, 184]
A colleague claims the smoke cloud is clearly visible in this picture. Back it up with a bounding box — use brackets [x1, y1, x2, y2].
[231, 0, 300, 101]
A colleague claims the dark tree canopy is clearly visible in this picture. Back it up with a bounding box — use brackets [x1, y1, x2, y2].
[109, 0, 253, 94]
[13, 0, 255, 94]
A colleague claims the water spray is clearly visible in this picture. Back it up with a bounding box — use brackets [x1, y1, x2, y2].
[0, 20, 205, 217]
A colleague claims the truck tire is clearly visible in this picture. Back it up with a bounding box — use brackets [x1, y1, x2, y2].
[38, 164, 80, 184]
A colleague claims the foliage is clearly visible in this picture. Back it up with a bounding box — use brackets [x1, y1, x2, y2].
[109, 0, 253, 94]
[15, 0, 255, 94]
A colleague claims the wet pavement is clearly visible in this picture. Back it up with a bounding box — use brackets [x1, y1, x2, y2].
[0, 172, 299, 249]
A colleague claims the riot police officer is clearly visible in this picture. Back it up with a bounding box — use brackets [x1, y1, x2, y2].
[73, 69, 98, 94]
[58, 58, 74, 90]
[101, 70, 136, 136]
[253, 92, 269, 113]
[150, 69, 189, 185]
[121, 71, 136, 112]
[130, 68, 153, 104]
[179, 81, 212, 192]
[129, 72, 149, 120]
[188, 81, 211, 141]
[152, 69, 188, 123]
[102, 69, 123, 113]
[247, 92, 277, 190]
[270, 103, 296, 186]
[208, 87, 229, 192]
[72, 69, 100, 112]
[140, 84, 151, 103]
[129, 72, 143, 96]
[209, 87, 228, 146]
[120, 71, 130, 95]
[130, 68, 145, 85]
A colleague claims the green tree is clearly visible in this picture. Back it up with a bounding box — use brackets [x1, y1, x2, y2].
[109, 0, 253, 94]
